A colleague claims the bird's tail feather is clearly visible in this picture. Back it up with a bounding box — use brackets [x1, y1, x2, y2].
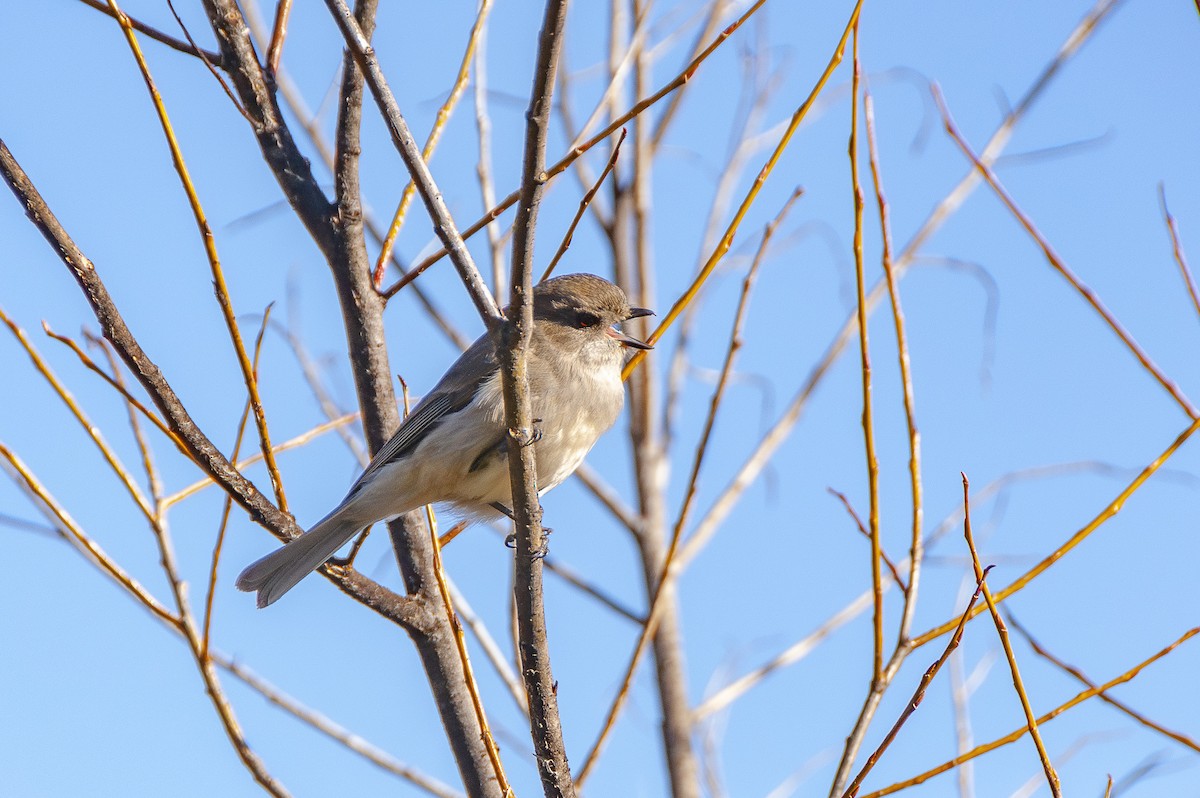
[236, 508, 365, 608]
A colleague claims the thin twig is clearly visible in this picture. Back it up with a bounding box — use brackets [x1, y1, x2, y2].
[960, 474, 1060, 796]
[912, 414, 1200, 647]
[41, 323, 183, 453]
[163, 414, 357, 507]
[1158, 184, 1200, 321]
[0, 444, 178, 626]
[860, 627, 1200, 797]
[265, 0, 293, 77]
[74, 0, 224, 63]
[203, 307, 275, 657]
[84, 330, 165, 502]
[828, 489, 905, 590]
[841, 568, 990, 798]
[2, 309, 154, 522]
[933, 85, 1197, 420]
[847, 22, 884, 687]
[321, 0, 501, 327]
[443, 578, 529, 715]
[539, 128, 628, 283]
[110, 0, 290, 511]
[1006, 612, 1200, 754]
[164, 0, 256, 125]
[216, 655, 464, 798]
[863, 86, 924, 646]
[471, 10, 507, 299]
[426, 508, 513, 794]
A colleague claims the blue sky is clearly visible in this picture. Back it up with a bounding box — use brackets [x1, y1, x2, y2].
[2, 1, 1199, 796]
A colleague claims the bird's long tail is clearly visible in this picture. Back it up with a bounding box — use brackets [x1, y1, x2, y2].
[236, 506, 365, 608]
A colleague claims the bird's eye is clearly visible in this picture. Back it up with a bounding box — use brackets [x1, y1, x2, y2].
[576, 312, 601, 329]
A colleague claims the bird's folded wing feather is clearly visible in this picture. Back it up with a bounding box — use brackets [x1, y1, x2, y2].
[347, 334, 499, 496]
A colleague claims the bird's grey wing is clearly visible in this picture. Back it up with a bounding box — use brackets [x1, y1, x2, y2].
[346, 334, 498, 496]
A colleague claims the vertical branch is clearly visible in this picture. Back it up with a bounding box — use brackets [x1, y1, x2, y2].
[863, 88, 924, 646]
[848, 18, 884, 687]
[203, 307, 275, 657]
[323, 2, 508, 796]
[498, 0, 574, 795]
[265, 0, 293, 76]
[470, 7, 507, 299]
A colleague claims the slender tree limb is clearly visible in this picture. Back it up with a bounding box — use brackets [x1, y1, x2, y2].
[107, 0, 289, 512]
[1006, 613, 1200, 754]
[0, 137, 427, 632]
[498, 0, 576, 794]
[1157, 185, 1200, 321]
[373, 0, 496, 287]
[75, 0, 224, 64]
[933, 84, 1197, 420]
[961, 474, 1060, 796]
[847, 22, 884, 688]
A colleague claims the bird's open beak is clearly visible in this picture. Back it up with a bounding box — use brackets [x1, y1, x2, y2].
[608, 307, 655, 350]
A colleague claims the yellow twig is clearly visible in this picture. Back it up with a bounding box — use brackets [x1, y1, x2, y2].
[2, 308, 154, 522]
[84, 330, 166, 502]
[1007, 612, 1200, 754]
[204, 306, 274, 658]
[107, 0, 290, 511]
[848, 19, 883, 685]
[162, 413, 358, 508]
[42, 323, 183, 453]
[1158, 184, 1200, 321]
[265, 0, 293, 77]
[0, 442, 178, 627]
[828, 489, 905, 590]
[961, 474, 1060, 796]
[863, 86, 924, 645]
[427, 509, 513, 795]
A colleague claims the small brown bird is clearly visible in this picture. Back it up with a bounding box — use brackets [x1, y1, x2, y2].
[237, 273, 652, 607]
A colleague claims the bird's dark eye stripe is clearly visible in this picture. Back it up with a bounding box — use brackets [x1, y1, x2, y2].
[576, 311, 601, 328]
